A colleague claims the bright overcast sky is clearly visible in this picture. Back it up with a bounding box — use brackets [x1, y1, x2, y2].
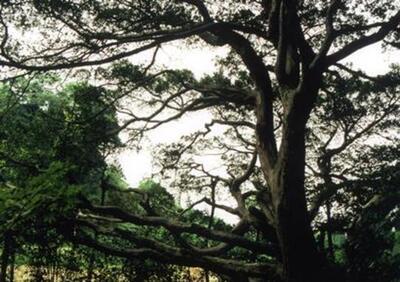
[118, 43, 228, 187]
[118, 42, 400, 187]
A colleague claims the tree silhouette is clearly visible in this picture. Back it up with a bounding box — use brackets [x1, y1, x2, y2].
[0, 1, 399, 281]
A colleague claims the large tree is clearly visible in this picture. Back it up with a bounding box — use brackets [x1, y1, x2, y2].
[0, 1, 399, 281]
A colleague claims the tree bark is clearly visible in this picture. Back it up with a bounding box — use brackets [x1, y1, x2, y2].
[8, 249, 14, 282]
[256, 82, 334, 281]
[0, 232, 12, 282]
[326, 202, 334, 259]
[271, 124, 324, 282]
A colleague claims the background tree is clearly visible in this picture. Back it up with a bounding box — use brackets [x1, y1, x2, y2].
[0, 75, 122, 281]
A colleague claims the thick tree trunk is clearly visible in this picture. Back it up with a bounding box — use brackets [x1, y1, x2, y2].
[257, 99, 335, 281]
[271, 124, 324, 282]
[272, 178, 324, 282]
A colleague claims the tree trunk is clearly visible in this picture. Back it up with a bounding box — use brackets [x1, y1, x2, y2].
[0, 232, 12, 282]
[87, 176, 108, 282]
[326, 202, 334, 259]
[204, 270, 210, 282]
[318, 229, 325, 252]
[8, 249, 14, 282]
[258, 112, 331, 281]
[86, 256, 94, 282]
[272, 128, 324, 282]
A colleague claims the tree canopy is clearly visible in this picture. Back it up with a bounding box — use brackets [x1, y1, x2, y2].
[0, 1, 399, 281]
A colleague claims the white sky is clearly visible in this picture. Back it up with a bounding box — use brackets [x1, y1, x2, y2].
[118, 43, 228, 187]
[119, 42, 400, 188]
[342, 43, 399, 75]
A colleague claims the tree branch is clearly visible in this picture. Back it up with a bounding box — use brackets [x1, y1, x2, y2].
[325, 10, 400, 66]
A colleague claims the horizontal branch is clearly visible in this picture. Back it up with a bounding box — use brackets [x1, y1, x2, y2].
[78, 199, 276, 256]
[69, 230, 277, 278]
[0, 22, 220, 71]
